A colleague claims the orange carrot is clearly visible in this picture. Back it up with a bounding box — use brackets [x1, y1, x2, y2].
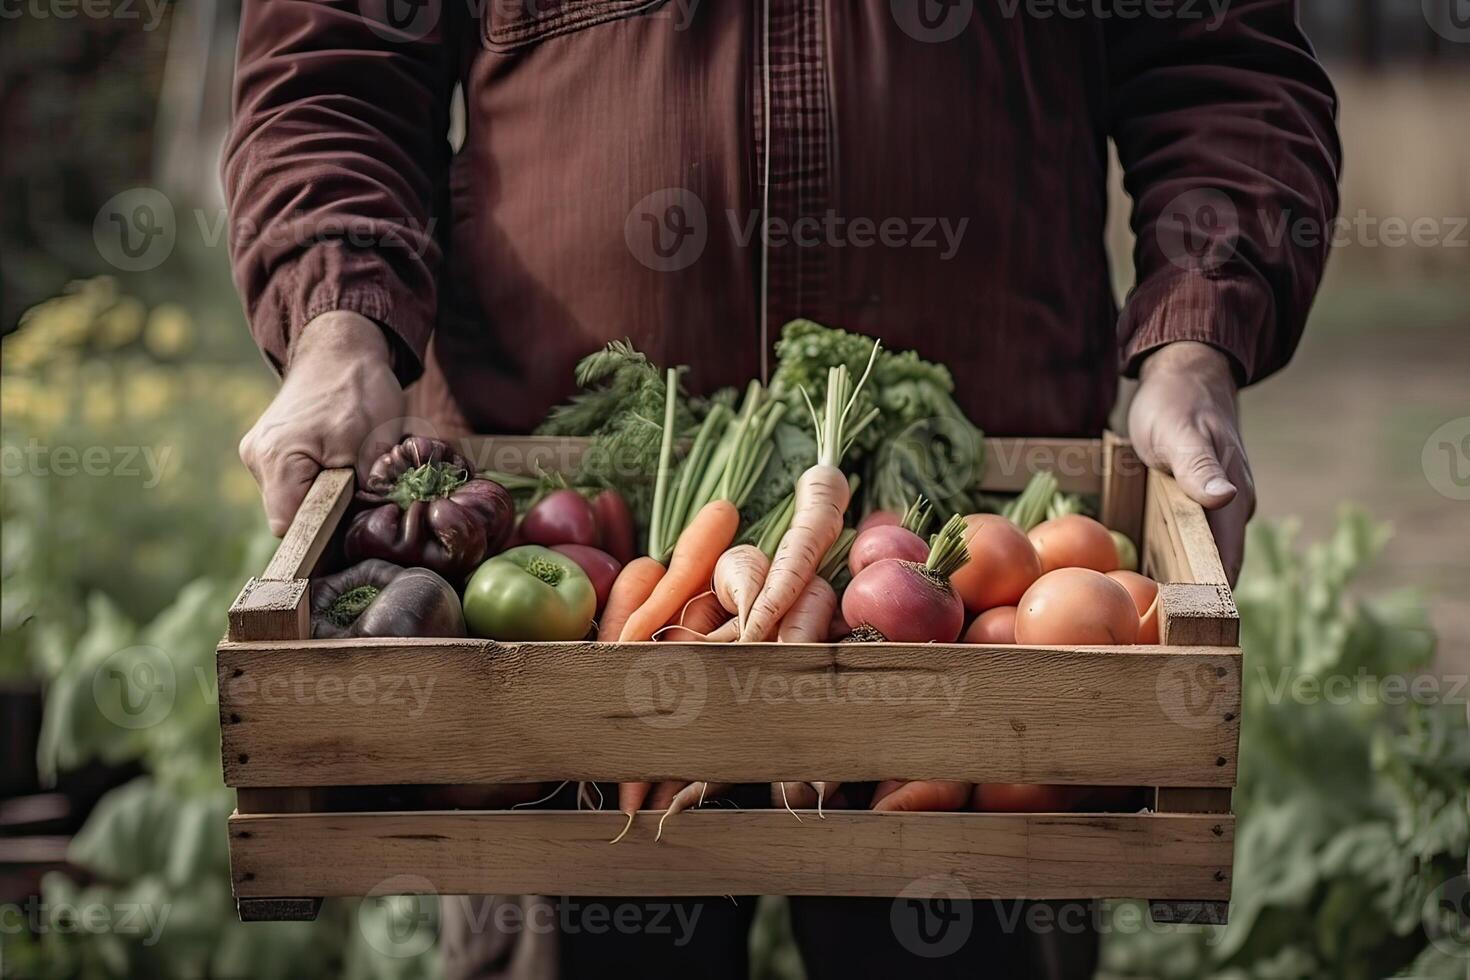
[619, 500, 739, 642]
[598, 557, 665, 642]
[776, 576, 837, 642]
[713, 544, 770, 633]
[871, 780, 972, 812]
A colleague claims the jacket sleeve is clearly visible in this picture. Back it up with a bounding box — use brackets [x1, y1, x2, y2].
[222, 0, 460, 385]
[1107, 0, 1342, 385]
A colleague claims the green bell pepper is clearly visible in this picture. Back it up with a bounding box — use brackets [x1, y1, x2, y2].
[464, 545, 596, 641]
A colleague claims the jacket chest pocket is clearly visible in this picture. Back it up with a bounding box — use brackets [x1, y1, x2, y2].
[482, 0, 670, 52]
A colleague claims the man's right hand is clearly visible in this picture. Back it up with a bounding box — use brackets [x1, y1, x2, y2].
[239, 311, 405, 536]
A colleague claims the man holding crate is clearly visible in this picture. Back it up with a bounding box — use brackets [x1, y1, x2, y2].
[225, 0, 1339, 976]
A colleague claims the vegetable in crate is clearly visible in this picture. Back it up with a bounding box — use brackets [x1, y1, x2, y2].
[841, 513, 972, 643]
[310, 560, 465, 639]
[346, 436, 514, 580]
[767, 319, 986, 520]
[464, 545, 597, 641]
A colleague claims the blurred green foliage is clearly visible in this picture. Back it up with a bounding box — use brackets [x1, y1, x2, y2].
[1102, 514, 1470, 979]
[0, 280, 440, 978]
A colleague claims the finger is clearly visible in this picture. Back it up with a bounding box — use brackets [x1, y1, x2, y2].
[259, 450, 322, 537]
[1159, 436, 1237, 510]
[356, 416, 405, 478]
[1207, 458, 1255, 587]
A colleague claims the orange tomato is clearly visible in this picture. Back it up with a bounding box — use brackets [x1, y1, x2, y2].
[971, 784, 1077, 812]
[1015, 568, 1140, 645]
[962, 606, 1017, 644]
[951, 514, 1042, 613]
[1028, 514, 1120, 574]
[1108, 570, 1160, 644]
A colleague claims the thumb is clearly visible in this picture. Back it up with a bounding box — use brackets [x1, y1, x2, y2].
[1160, 437, 1237, 510]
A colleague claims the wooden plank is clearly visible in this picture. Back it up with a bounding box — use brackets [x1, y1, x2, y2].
[1158, 584, 1240, 647]
[229, 809, 1234, 901]
[1100, 431, 1146, 546]
[262, 467, 354, 582]
[1143, 470, 1228, 587]
[457, 435, 588, 480]
[459, 435, 1105, 493]
[977, 437, 1102, 494]
[226, 578, 309, 642]
[217, 640, 1240, 788]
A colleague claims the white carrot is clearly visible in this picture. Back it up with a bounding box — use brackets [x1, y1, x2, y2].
[776, 576, 837, 642]
[713, 545, 770, 634]
[740, 342, 881, 641]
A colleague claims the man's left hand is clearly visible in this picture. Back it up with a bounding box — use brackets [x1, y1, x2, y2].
[1127, 341, 1255, 585]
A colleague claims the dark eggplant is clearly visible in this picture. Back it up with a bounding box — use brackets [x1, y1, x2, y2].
[344, 436, 514, 580]
[311, 559, 465, 639]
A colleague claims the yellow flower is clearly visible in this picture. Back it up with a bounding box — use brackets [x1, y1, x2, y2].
[145, 304, 194, 358]
[123, 368, 175, 421]
[1, 377, 39, 421]
[95, 297, 146, 349]
[221, 465, 263, 510]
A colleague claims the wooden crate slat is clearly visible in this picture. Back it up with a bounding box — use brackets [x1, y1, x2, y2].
[218, 640, 1240, 788]
[1142, 469, 1228, 587]
[261, 467, 354, 582]
[229, 809, 1234, 900]
[459, 436, 1104, 494]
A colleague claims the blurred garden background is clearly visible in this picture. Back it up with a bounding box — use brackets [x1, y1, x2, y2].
[1, 2, 1467, 978]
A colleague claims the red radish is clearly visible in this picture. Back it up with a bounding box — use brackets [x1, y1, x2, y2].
[654, 781, 732, 840]
[857, 509, 900, 533]
[593, 489, 637, 564]
[741, 344, 881, 641]
[872, 780, 971, 812]
[551, 544, 621, 614]
[950, 514, 1041, 613]
[1028, 514, 1120, 574]
[841, 514, 971, 643]
[962, 606, 1017, 644]
[521, 489, 599, 548]
[972, 784, 1077, 812]
[1015, 568, 1139, 645]
[713, 545, 770, 634]
[777, 577, 837, 642]
[848, 524, 929, 577]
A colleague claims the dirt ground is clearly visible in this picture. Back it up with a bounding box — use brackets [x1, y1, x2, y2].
[1237, 273, 1469, 682]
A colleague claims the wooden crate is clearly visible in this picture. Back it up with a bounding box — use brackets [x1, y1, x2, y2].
[219, 435, 1239, 926]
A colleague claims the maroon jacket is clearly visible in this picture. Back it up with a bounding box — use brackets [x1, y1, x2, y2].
[223, 0, 1340, 437]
